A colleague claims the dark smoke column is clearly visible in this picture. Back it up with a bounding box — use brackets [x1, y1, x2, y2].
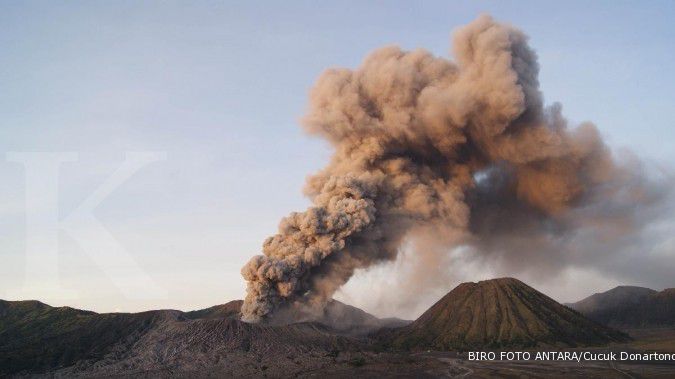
[240, 15, 615, 323]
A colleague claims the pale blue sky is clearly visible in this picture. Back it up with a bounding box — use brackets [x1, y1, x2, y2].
[1, 1, 673, 316]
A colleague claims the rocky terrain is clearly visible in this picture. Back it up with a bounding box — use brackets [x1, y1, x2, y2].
[0, 299, 373, 377]
[0, 299, 165, 375]
[1, 278, 667, 378]
[568, 286, 675, 328]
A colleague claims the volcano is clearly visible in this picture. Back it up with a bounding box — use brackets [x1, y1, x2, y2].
[0, 279, 633, 376]
[380, 278, 629, 350]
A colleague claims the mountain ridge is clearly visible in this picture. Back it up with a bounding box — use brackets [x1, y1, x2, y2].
[0, 298, 360, 376]
[1, 278, 633, 376]
[568, 286, 675, 327]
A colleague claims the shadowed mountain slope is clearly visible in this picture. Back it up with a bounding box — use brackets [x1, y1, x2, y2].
[0, 299, 383, 376]
[566, 286, 656, 314]
[568, 287, 675, 327]
[380, 278, 629, 350]
[0, 300, 169, 375]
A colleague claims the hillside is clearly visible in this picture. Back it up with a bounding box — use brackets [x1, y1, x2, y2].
[0, 299, 168, 375]
[2, 280, 648, 376]
[57, 316, 358, 377]
[184, 300, 244, 320]
[569, 287, 675, 328]
[380, 278, 629, 350]
[566, 286, 656, 314]
[294, 300, 411, 336]
[0, 299, 386, 376]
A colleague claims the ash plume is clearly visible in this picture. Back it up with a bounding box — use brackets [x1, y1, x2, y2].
[240, 15, 666, 323]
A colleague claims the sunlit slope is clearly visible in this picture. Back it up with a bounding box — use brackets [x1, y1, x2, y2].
[384, 278, 629, 350]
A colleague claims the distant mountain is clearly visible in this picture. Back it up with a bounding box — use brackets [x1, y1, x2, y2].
[280, 300, 411, 335]
[184, 300, 244, 320]
[379, 278, 629, 350]
[568, 286, 675, 328]
[565, 286, 656, 314]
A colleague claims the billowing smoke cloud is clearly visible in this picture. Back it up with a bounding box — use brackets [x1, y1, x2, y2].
[240, 15, 667, 322]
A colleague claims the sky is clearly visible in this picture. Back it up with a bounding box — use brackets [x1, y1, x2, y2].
[0, 1, 674, 317]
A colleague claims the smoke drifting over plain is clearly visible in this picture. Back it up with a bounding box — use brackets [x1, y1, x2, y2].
[240, 15, 669, 322]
